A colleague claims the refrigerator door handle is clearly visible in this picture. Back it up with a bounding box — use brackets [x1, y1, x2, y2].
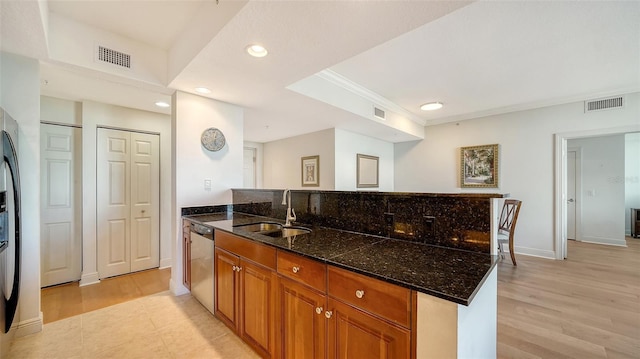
[2, 130, 20, 333]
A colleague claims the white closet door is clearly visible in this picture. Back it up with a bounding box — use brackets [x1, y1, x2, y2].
[40, 124, 82, 287]
[130, 132, 159, 272]
[97, 128, 132, 278]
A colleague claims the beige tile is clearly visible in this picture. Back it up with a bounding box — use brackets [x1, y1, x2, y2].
[90, 331, 172, 359]
[81, 306, 156, 357]
[8, 316, 83, 358]
[159, 310, 232, 357]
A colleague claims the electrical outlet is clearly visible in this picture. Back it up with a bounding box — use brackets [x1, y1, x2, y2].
[423, 216, 436, 236]
[204, 179, 211, 191]
[384, 212, 394, 226]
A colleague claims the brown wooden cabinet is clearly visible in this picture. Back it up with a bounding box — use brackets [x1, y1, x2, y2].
[213, 230, 415, 359]
[276, 251, 413, 359]
[327, 297, 411, 359]
[276, 250, 328, 359]
[182, 219, 191, 290]
[278, 277, 327, 359]
[327, 265, 413, 359]
[215, 231, 277, 358]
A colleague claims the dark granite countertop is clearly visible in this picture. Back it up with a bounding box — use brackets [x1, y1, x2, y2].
[184, 212, 498, 306]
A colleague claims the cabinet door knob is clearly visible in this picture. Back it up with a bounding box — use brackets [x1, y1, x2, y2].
[315, 307, 323, 314]
[355, 290, 365, 299]
[232, 265, 237, 271]
[292, 266, 300, 273]
[325, 311, 333, 319]
[236, 266, 242, 272]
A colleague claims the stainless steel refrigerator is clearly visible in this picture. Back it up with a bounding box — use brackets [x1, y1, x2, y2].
[0, 108, 21, 359]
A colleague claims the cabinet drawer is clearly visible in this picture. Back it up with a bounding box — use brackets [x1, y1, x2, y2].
[328, 266, 411, 328]
[277, 250, 326, 292]
[215, 230, 277, 270]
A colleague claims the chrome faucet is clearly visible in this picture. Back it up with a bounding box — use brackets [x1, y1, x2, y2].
[281, 189, 296, 227]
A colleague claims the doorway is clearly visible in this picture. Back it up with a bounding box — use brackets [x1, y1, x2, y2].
[96, 128, 160, 279]
[40, 123, 82, 287]
[555, 125, 639, 259]
[243, 147, 257, 188]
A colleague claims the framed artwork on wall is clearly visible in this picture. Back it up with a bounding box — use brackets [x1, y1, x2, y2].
[460, 144, 499, 188]
[357, 154, 379, 188]
[301, 155, 320, 187]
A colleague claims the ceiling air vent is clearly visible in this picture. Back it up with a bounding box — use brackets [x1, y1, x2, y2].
[584, 96, 624, 113]
[374, 106, 386, 120]
[97, 46, 131, 69]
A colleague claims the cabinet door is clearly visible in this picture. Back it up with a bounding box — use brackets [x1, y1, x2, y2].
[240, 259, 276, 358]
[278, 277, 326, 359]
[215, 248, 239, 330]
[327, 298, 411, 359]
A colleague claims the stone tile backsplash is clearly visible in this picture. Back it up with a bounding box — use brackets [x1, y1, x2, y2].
[232, 189, 506, 253]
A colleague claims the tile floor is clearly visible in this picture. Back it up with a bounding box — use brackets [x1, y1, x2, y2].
[9, 291, 259, 359]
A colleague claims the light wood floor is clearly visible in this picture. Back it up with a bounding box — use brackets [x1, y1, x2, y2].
[41, 268, 171, 324]
[498, 237, 640, 359]
[40, 240, 640, 358]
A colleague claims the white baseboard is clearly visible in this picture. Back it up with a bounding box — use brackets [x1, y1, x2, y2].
[159, 258, 172, 269]
[169, 278, 190, 296]
[512, 246, 556, 259]
[79, 272, 100, 287]
[581, 236, 627, 247]
[15, 312, 43, 337]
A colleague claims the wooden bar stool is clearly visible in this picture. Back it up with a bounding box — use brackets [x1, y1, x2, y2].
[497, 199, 522, 265]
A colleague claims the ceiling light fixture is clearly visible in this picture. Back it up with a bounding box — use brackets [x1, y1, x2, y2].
[420, 102, 443, 111]
[155, 101, 170, 108]
[195, 87, 211, 94]
[246, 44, 268, 58]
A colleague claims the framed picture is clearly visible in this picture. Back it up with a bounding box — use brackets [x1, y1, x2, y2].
[301, 155, 320, 187]
[460, 144, 499, 188]
[357, 154, 379, 188]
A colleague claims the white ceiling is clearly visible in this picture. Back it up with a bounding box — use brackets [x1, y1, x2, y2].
[2, 0, 639, 143]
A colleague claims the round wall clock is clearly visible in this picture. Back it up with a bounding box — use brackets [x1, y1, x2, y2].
[201, 127, 226, 151]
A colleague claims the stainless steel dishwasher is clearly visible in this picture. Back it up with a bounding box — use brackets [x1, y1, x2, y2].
[190, 223, 214, 314]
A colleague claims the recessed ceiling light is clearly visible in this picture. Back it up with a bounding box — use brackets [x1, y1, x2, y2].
[155, 101, 170, 108]
[246, 44, 268, 58]
[195, 87, 211, 94]
[420, 102, 443, 111]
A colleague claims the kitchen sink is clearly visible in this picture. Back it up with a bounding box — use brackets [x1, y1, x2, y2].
[234, 222, 311, 238]
[234, 222, 283, 232]
[263, 227, 311, 238]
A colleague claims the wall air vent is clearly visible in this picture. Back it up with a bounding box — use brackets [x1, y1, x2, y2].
[374, 106, 386, 120]
[584, 96, 624, 113]
[97, 46, 131, 69]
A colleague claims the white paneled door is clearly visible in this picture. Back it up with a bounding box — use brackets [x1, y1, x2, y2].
[243, 147, 256, 188]
[567, 150, 577, 240]
[97, 128, 159, 279]
[40, 124, 82, 287]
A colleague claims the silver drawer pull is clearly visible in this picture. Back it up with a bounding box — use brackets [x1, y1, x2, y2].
[316, 307, 323, 314]
[325, 311, 333, 319]
[292, 266, 300, 273]
[355, 290, 365, 299]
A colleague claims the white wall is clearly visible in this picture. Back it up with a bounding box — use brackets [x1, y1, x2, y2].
[568, 135, 626, 246]
[263, 128, 335, 190]
[334, 128, 394, 191]
[0, 52, 43, 336]
[172, 91, 243, 294]
[625, 132, 640, 236]
[395, 92, 640, 259]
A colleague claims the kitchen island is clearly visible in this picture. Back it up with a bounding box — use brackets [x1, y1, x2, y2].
[185, 210, 498, 358]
